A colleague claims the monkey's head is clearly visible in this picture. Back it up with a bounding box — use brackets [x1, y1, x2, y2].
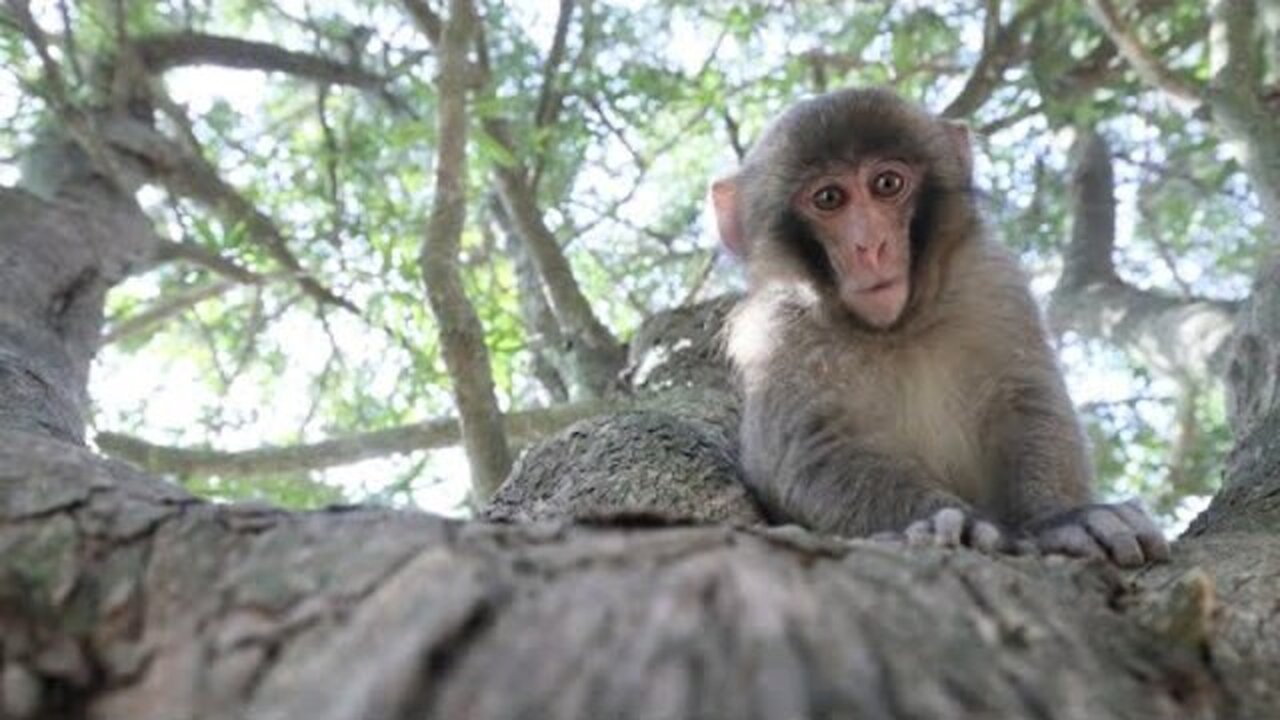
[712, 88, 976, 330]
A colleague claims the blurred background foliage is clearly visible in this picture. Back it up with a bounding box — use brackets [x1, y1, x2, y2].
[0, 0, 1264, 527]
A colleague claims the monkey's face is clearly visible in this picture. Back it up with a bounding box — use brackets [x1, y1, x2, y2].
[791, 159, 919, 328]
[711, 88, 975, 331]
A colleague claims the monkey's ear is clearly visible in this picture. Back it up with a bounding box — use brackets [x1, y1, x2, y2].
[710, 177, 746, 256]
[942, 120, 974, 180]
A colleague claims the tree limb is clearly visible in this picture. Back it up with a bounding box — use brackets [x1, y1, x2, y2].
[442, 5, 623, 398]
[94, 110, 359, 314]
[533, 0, 574, 130]
[401, 0, 443, 47]
[529, 0, 576, 190]
[152, 239, 262, 283]
[488, 196, 571, 403]
[95, 399, 607, 478]
[942, 0, 1050, 118]
[1204, 0, 1280, 227]
[133, 32, 386, 89]
[16, 427, 1280, 719]
[102, 279, 237, 345]
[4, 0, 133, 195]
[170, 151, 359, 313]
[1058, 128, 1120, 290]
[490, 152, 626, 395]
[418, 0, 513, 499]
[1050, 126, 1238, 380]
[1083, 0, 1204, 111]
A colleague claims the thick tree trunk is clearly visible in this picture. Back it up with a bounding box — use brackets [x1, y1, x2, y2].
[4, 429, 1280, 720]
[1, 140, 156, 444]
[1187, 256, 1280, 538]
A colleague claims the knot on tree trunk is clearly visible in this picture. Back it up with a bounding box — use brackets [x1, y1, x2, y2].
[485, 296, 763, 525]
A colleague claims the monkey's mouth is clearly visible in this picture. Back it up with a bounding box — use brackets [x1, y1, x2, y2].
[839, 276, 908, 328]
[860, 278, 902, 295]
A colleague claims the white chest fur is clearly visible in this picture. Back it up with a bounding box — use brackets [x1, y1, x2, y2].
[884, 348, 992, 499]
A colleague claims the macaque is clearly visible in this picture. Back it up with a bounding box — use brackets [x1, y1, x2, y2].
[713, 88, 1168, 567]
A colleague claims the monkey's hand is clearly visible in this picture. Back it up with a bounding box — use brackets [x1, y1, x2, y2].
[1025, 500, 1170, 568]
[900, 508, 1004, 553]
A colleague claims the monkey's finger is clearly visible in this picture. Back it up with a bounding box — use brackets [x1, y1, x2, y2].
[904, 519, 936, 547]
[968, 520, 1003, 554]
[1082, 509, 1144, 567]
[931, 508, 966, 547]
[1010, 537, 1040, 556]
[1111, 500, 1172, 563]
[1037, 523, 1105, 560]
[1135, 529, 1171, 563]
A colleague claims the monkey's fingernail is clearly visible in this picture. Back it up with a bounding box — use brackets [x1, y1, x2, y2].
[904, 521, 934, 546]
[1012, 538, 1039, 556]
[971, 522, 1001, 553]
[869, 531, 904, 544]
[933, 509, 965, 546]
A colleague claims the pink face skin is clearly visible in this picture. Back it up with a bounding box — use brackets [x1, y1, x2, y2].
[792, 159, 919, 328]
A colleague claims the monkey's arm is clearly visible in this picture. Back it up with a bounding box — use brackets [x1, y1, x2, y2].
[740, 397, 997, 546]
[995, 370, 1170, 566]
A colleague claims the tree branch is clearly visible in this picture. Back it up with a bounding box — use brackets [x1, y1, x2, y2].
[1046, 36, 1122, 101]
[103, 279, 237, 345]
[449, 6, 622, 398]
[529, 0, 576, 190]
[489, 196, 571, 403]
[133, 32, 385, 89]
[152, 239, 262, 283]
[1059, 127, 1120, 290]
[1083, 0, 1204, 111]
[4, 0, 134, 196]
[170, 150, 359, 313]
[95, 109, 359, 314]
[533, 0, 574, 130]
[95, 400, 606, 478]
[18, 425, 1277, 719]
[401, 0, 443, 47]
[418, 0, 513, 499]
[1204, 0, 1280, 227]
[942, 0, 1050, 118]
[490, 150, 626, 395]
[1050, 126, 1239, 380]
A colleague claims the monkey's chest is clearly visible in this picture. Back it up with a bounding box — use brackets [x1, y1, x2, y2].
[855, 355, 995, 502]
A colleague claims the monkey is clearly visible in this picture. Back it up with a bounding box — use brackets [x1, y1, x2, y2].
[711, 88, 1169, 567]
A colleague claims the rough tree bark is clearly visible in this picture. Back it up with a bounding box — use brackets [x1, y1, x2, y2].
[2, 138, 158, 444]
[485, 297, 762, 526]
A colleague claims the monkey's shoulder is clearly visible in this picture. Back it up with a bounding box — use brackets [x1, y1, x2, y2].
[724, 283, 822, 368]
[946, 236, 1035, 299]
[932, 236, 1050, 339]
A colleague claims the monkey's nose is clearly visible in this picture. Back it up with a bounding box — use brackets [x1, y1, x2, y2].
[857, 240, 888, 272]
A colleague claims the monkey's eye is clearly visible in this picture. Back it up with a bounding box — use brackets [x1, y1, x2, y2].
[870, 170, 906, 198]
[811, 185, 846, 211]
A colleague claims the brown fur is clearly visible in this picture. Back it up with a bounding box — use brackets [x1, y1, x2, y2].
[723, 89, 1092, 537]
